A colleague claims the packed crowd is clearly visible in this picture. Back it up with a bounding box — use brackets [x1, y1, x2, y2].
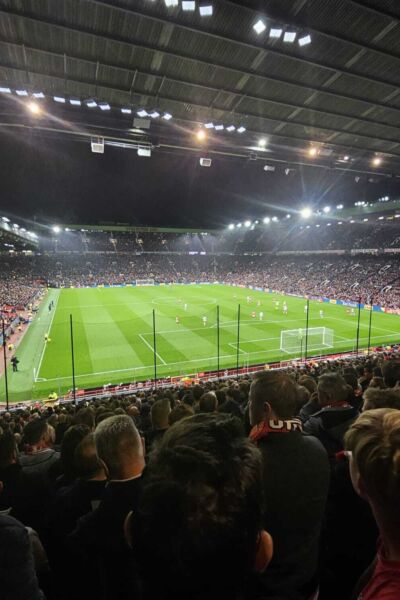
[1, 352, 400, 600]
[38, 222, 400, 254]
[1, 254, 399, 309]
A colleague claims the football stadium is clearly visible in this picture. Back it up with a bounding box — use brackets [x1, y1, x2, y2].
[1, 2, 400, 599]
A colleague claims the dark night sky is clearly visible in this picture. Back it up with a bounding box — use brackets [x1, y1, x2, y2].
[0, 131, 398, 228]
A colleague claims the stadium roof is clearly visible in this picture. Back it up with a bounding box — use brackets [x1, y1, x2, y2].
[1, 0, 400, 175]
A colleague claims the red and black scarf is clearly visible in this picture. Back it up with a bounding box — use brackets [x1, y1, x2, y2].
[249, 418, 303, 443]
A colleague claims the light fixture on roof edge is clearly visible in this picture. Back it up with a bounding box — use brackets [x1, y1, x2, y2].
[253, 19, 266, 35]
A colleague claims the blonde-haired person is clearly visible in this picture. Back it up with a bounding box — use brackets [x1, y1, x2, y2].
[345, 409, 400, 599]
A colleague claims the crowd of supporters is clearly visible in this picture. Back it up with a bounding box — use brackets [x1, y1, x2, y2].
[1, 352, 400, 599]
[1, 254, 399, 309]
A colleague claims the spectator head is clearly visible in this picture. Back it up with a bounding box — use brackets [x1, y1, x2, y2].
[298, 376, 317, 396]
[345, 409, 400, 541]
[215, 389, 226, 406]
[199, 392, 218, 414]
[363, 387, 400, 412]
[182, 393, 194, 407]
[22, 419, 55, 452]
[317, 373, 349, 407]
[60, 425, 91, 481]
[73, 408, 95, 430]
[151, 399, 171, 430]
[74, 433, 106, 480]
[382, 360, 400, 388]
[128, 414, 273, 599]
[168, 404, 194, 427]
[249, 371, 298, 426]
[0, 432, 17, 469]
[95, 415, 144, 480]
[192, 385, 204, 402]
[368, 376, 385, 389]
[295, 385, 310, 414]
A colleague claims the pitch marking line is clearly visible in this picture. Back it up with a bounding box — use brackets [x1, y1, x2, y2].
[35, 292, 60, 382]
[138, 334, 167, 365]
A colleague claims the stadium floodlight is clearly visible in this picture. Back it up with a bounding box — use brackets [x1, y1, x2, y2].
[286, 214, 291, 218]
[343, 155, 349, 161]
[316, 224, 320, 228]
[327, 223, 331, 226]
[350, 219, 355, 223]
[86, 99, 97, 108]
[137, 109, 148, 117]
[378, 216, 384, 220]
[244, 220, 251, 227]
[1, 216, 10, 222]
[258, 138, 267, 148]
[323, 206, 330, 213]
[70, 98, 82, 106]
[283, 31, 296, 43]
[138, 146, 152, 157]
[272, 216, 278, 222]
[338, 221, 343, 225]
[300, 207, 312, 219]
[363, 218, 368, 222]
[308, 147, 318, 157]
[253, 19, 266, 35]
[32, 92, 45, 99]
[16, 89, 28, 96]
[196, 129, 207, 141]
[99, 102, 111, 110]
[13, 223, 19, 228]
[121, 107, 132, 114]
[254, 220, 259, 224]
[236, 223, 242, 228]
[204, 122, 214, 129]
[263, 217, 271, 224]
[228, 223, 235, 230]
[214, 124, 224, 130]
[54, 96, 66, 103]
[336, 204, 343, 209]
[182, 1, 196, 10]
[0, 86, 12, 93]
[298, 34, 311, 46]
[226, 125, 236, 132]
[199, 4, 213, 16]
[237, 126, 246, 133]
[372, 156, 382, 166]
[165, 0, 178, 6]
[27, 102, 41, 115]
[163, 112, 172, 120]
[269, 28, 283, 38]
[149, 110, 160, 118]
[52, 226, 61, 234]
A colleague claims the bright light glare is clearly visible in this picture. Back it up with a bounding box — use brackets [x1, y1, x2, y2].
[137, 109, 148, 117]
[214, 124, 224, 131]
[308, 147, 318, 157]
[236, 223, 242, 228]
[0, 87, 12, 93]
[53, 96, 66, 103]
[228, 224, 235, 230]
[226, 125, 236, 132]
[270, 28, 283, 38]
[182, 1, 196, 9]
[196, 129, 207, 141]
[258, 138, 267, 147]
[323, 206, 330, 213]
[263, 217, 270, 224]
[244, 220, 251, 227]
[204, 122, 214, 129]
[300, 207, 312, 219]
[272, 216, 278, 222]
[163, 113, 172, 120]
[27, 102, 41, 115]
[336, 204, 343, 209]
[298, 34, 311, 46]
[52, 226, 61, 234]
[121, 108, 132, 114]
[253, 19, 266, 35]
[372, 156, 382, 166]
[16, 90, 28, 96]
[199, 4, 213, 16]
[237, 126, 246, 133]
[283, 31, 296, 43]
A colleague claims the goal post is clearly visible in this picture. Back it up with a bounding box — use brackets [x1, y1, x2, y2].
[135, 279, 155, 286]
[280, 327, 334, 354]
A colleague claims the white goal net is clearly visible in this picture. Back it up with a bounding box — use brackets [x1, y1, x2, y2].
[280, 327, 334, 354]
[135, 279, 155, 286]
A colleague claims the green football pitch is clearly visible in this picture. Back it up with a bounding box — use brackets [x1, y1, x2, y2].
[1, 284, 399, 403]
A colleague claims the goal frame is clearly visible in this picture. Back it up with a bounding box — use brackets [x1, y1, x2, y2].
[280, 327, 334, 354]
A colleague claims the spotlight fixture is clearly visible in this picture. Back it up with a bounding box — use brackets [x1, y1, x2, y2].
[269, 28, 283, 38]
[343, 155, 349, 161]
[138, 146, 152, 157]
[16, 89, 28, 96]
[336, 204, 343, 209]
[323, 206, 331, 213]
[86, 99, 97, 108]
[52, 226, 61, 234]
[27, 102, 41, 115]
[244, 220, 251, 227]
[236, 223, 242, 228]
[300, 207, 312, 219]
[226, 125, 236, 132]
[149, 110, 160, 118]
[182, 1, 196, 9]
[163, 112, 172, 120]
[53, 96, 66, 103]
[32, 92, 45, 99]
[70, 98, 81, 106]
[204, 123, 214, 129]
[0, 86, 11, 93]
[263, 217, 271, 224]
[137, 109, 148, 118]
[99, 102, 111, 111]
[214, 124, 224, 130]
[199, 158, 212, 167]
[199, 4, 213, 16]
[263, 165, 275, 172]
[308, 147, 318, 157]
[253, 19, 266, 35]
[258, 138, 267, 148]
[298, 34, 311, 46]
[237, 126, 246, 133]
[272, 216, 278, 222]
[228, 224, 235, 230]
[286, 214, 291, 219]
[372, 156, 382, 167]
[165, 0, 178, 6]
[91, 137, 105, 154]
[283, 31, 296, 43]
[121, 108, 132, 114]
[196, 129, 207, 141]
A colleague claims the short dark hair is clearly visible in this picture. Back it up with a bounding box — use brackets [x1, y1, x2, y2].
[151, 399, 170, 429]
[250, 371, 298, 421]
[60, 425, 91, 480]
[199, 392, 217, 413]
[382, 360, 400, 388]
[73, 408, 95, 430]
[168, 404, 194, 426]
[132, 414, 262, 599]
[21, 419, 48, 446]
[363, 387, 400, 411]
[317, 373, 349, 406]
[0, 432, 16, 469]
